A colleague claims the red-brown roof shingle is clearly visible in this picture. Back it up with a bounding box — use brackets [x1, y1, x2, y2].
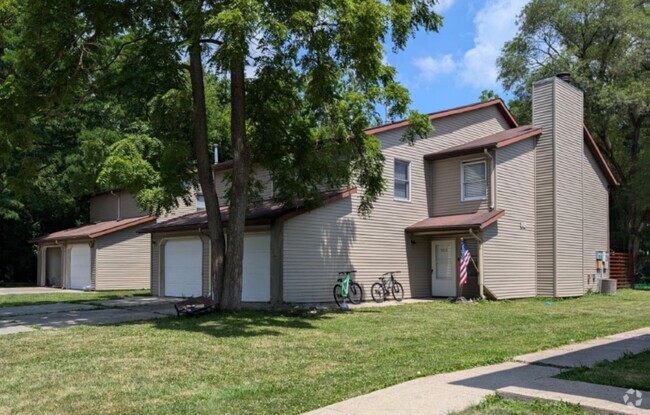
[406, 209, 505, 233]
[140, 188, 357, 233]
[32, 215, 156, 243]
[423, 125, 542, 161]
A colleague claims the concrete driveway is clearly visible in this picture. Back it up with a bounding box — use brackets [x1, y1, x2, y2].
[0, 297, 180, 335]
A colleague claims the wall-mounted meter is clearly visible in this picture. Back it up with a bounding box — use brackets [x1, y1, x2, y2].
[596, 251, 608, 271]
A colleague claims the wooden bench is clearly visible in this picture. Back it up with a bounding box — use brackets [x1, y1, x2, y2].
[174, 297, 216, 317]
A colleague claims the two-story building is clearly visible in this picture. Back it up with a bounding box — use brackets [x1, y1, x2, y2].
[140, 75, 617, 304]
[32, 189, 199, 290]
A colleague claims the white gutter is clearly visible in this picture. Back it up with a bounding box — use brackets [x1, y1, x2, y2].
[468, 228, 485, 299]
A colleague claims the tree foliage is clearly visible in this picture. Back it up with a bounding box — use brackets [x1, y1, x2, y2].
[497, 0, 649, 267]
[4, 1, 442, 303]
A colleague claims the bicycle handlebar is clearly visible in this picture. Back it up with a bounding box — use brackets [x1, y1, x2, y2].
[338, 270, 357, 275]
[382, 271, 402, 276]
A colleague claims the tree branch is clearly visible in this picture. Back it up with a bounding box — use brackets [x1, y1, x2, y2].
[199, 38, 223, 46]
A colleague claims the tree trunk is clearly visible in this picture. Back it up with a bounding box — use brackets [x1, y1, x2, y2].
[626, 115, 644, 276]
[221, 53, 250, 310]
[188, 42, 226, 302]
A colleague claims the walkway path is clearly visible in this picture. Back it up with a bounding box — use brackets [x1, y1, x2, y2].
[304, 327, 650, 415]
[0, 297, 178, 335]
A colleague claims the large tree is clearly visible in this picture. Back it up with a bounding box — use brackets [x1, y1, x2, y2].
[498, 0, 649, 271]
[15, 0, 441, 308]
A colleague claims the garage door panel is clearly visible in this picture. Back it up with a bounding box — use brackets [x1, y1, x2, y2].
[70, 245, 91, 290]
[164, 239, 202, 297]
[242, 233, 271, 302]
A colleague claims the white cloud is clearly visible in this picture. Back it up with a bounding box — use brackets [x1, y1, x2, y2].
[458, 0, 528, 88]
[433, 0, 455, 13]
[413, 54, 456, 82]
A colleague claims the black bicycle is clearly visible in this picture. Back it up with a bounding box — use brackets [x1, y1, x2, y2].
[371, 271, 404, 303]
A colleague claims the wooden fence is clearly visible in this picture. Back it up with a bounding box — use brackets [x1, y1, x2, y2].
[609, 252, 633, 288]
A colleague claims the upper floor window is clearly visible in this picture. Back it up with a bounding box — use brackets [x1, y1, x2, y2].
[461, 159, 487, 201]
[394, 159, 411, 201]
[196, 194, 206, 211]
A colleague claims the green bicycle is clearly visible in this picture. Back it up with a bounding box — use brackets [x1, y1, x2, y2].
[333, 270, 363, 306]
[371, 271, 404, 303]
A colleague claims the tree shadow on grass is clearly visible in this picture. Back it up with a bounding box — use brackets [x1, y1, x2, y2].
[146, 308, 345, 339]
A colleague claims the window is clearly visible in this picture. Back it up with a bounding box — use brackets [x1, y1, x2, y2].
[196, 194, 206, 211]
[461, 159, 487, 201]
[394, 159, 411, 201]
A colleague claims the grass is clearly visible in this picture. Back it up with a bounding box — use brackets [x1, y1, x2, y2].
[0, 290, 648, 415]
[0, 290, 150, 308]
[557, 350, 650, 391]
[454, 395, 595, 414]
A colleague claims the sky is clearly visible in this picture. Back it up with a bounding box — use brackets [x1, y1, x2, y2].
[384, 0, 530, 114]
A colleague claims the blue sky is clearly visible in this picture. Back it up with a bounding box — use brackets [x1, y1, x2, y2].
[384, 0, 529, 114]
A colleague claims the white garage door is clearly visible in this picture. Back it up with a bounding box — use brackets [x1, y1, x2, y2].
[70, 245, 92, 290]
[242, 232, 271, 302]
[164, 239, 203, 297]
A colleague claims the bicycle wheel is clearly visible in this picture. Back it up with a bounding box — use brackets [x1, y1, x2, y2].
[392, 282, 404, 302]
[348, 282, 363, 304]
[371, 282, 385, 303]
[333, 284, 345, 307]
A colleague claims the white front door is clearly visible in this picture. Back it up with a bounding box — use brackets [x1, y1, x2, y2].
[70, 244, 92, 290]
[164, 238, 203, 297]
[431, 240, 457, 297]
[242, 232, 271, 302]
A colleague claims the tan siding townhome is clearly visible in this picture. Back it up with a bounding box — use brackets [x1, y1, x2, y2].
[142, 75, 617, 304]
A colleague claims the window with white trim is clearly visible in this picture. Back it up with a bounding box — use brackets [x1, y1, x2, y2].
[196, 194, 206, 211]
[461, 159, 487, 201]
[394, 159, 411, 201]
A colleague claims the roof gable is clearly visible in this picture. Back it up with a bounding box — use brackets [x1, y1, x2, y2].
[583, 126, 618, 186]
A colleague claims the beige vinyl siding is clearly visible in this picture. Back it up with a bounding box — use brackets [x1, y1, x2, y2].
[90, 191, 148, 222]
[150, 231, 211, 297]
[431, 155, 490, 216]
[90, 193, 120, 222]
[214, 166, 274, 202]
[582, 146, 609, 289]
[283, 106, 512, 303]
[120, 193, 149, 219]
[94, 224, 152, 290]
[483, 138, 537, 299]
[532, 79, 556, 297]
[553, 80, 584, 297]
[159, 188, 199, 220]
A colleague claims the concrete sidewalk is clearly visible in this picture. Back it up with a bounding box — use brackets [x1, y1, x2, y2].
[304, 328, 650, 415]
[0, 297, 179, 335]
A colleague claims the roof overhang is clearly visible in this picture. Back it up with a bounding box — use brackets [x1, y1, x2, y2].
[211, 100, 519, 172]
[31, 215, 157, 244]
[140, 188, 357, 234]
[406, 209, 505, 235]
[423, 126, 541, 161]
[365, 99, 518, 136]
[583, 126, 618, 186]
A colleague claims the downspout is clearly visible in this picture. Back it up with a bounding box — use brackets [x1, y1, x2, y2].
[484, 149, 495, 211]
[200, 228, 212, 298]
[110, 190, 121, 219]
[468, 228, 485, 299]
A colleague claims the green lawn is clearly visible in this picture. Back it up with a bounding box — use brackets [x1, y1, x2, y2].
[454, 395, 595, 415]
[0, 290, 150, 307]
[0, 290, 649, 415]
[557, 350, 650, 391]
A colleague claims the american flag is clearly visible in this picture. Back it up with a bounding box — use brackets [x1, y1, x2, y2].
[459, 240, 471, 286]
